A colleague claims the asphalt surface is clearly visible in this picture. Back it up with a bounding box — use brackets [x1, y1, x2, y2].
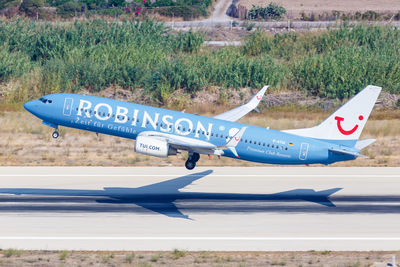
[0, 167, 399, 251]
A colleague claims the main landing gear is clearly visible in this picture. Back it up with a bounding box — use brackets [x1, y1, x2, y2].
[185, 152, 200, 170]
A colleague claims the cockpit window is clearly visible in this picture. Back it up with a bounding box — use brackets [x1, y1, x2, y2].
[39, 98, 52, 104]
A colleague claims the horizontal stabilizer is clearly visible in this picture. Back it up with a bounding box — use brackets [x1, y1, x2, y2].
[355, 139, 376, 150]
[329, 148, 366, 158]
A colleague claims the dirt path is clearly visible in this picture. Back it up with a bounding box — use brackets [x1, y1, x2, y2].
[208, 0, 232, 21]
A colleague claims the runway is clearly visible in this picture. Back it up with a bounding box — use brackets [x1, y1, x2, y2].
[0, 166, 399, 251]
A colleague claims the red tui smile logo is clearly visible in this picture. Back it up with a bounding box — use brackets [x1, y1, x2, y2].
[234, 137, 240, 141]
[335, 115, 364, 135]
[256, 95, 262, 100]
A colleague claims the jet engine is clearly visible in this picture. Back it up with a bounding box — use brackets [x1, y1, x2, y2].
[134, 136, 177, 158]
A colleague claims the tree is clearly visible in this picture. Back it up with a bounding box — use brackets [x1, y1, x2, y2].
[0, 0, 21, 10]
[20, 0, 45, 17]
[108, 0, 125, 7]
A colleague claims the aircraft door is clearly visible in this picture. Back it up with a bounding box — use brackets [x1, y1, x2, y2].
[63, 98, 73, 116]
[299, 143, 309, 160]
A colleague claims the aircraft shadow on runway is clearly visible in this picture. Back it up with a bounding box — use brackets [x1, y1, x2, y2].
[0, 170, 399, 219]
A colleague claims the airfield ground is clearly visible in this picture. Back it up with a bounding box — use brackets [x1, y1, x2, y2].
[0, 250, 398, 266]
[238, 0, 400, 18]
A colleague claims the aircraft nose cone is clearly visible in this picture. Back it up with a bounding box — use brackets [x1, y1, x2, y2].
[24, 100, 37, 114]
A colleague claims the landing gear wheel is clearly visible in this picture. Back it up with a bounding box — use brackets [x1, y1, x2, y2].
[191, 152, 200, 162]
[185, 160, 196, 170]
[52, 131, 59, 139]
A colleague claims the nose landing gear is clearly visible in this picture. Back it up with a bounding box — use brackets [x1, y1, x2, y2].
[52, 131, 59, 139]
[42, 121, 59, 139]
[185, 152, 200, 170]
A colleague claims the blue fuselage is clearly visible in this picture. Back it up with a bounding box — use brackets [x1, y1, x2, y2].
[24, 93, 355, 165]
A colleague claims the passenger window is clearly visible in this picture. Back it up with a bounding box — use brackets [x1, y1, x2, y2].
[249, 141, 252, 144]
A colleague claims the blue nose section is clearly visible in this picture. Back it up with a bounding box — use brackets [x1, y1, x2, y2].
[24, 100, 38, 114]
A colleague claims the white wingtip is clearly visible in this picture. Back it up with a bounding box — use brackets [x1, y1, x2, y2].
[251, 85, 269, 103]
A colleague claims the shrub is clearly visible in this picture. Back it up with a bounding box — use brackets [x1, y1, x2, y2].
[19, 0, 44, 17]
[248, 2, 286, 20]
[57, 1, 86, 18]
[173, 30, 204, 53]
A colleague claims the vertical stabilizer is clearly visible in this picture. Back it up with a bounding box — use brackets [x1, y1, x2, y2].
[283, 85, 381, 146]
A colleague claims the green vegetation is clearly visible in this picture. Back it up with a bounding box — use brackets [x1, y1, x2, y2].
[0, 0, 212, 19]
[171, 249, 187, 259]
[0, 19, 399, 104]
[4, 249, 22, 258]
[248, 3, 286, 20]
[145, 0, 212, 20]
[59, 250, 68, 260]
[125, 253, 135, 263]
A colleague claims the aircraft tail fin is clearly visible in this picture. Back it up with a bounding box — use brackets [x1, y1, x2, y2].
[283, 85, 381, 147]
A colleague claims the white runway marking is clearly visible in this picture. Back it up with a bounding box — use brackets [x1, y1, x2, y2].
[1, 174, 399, 177]
[1, 237, 400, 241]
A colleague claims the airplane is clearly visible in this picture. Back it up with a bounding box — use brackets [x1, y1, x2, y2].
[24, 85, 381, 170]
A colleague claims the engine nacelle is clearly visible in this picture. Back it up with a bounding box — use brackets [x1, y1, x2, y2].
[134, 136, 177, 158]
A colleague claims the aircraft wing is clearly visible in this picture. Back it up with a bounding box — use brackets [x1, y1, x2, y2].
[139, 131, 215, 152]
[213, 86, 268, 122]
[139, 127, 247, 156]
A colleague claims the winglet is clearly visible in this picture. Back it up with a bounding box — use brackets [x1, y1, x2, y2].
[248, 85, 268, 107]
[226, 127, 247, 147]
[213, 86, 269, 122]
